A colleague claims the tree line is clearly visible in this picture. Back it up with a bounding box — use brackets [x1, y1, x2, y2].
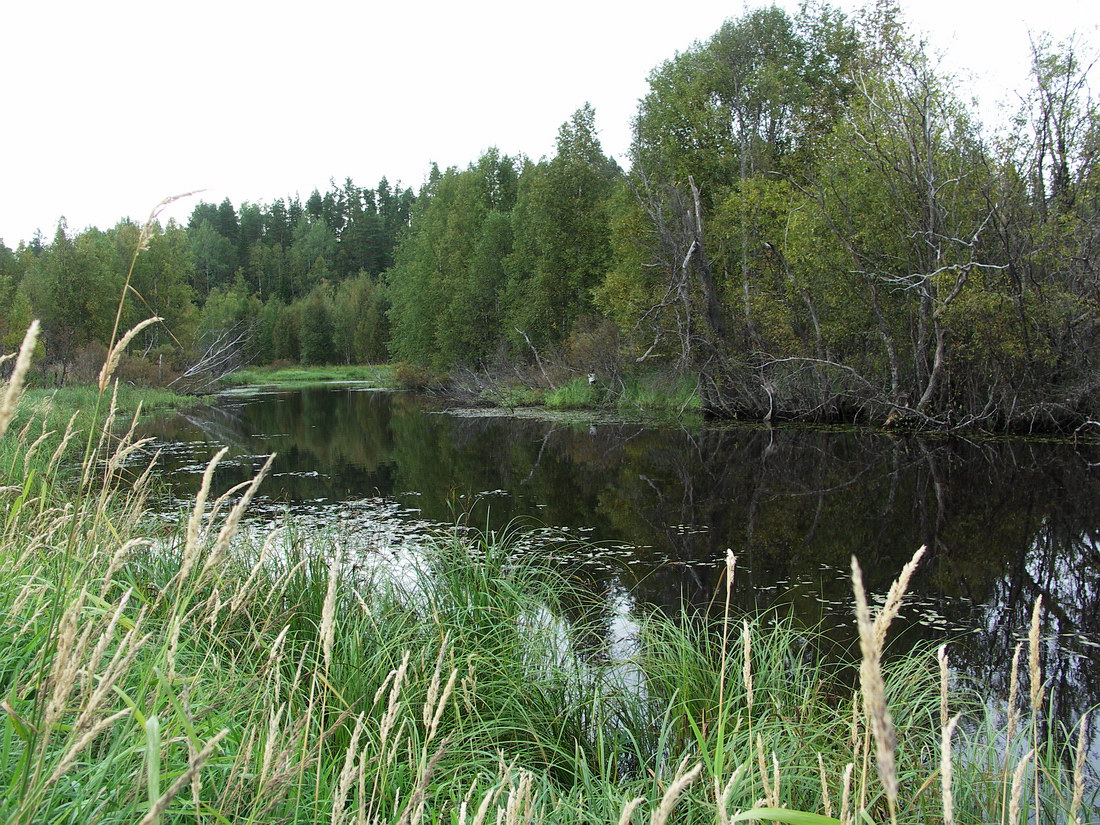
[0, 178, 413, 378]
[1, 2, 1097, 430]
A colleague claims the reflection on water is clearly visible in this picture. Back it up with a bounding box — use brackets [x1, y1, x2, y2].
[138, 385, 1100, 746]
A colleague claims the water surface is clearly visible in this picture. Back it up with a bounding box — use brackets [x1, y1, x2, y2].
[138, 385, 1100, 742]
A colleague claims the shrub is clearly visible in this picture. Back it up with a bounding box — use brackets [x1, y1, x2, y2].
[394, 360, 445, 390]
[480, 384, 544, 407]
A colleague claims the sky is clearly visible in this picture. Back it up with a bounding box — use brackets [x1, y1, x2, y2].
[1, 0, 1097, 248]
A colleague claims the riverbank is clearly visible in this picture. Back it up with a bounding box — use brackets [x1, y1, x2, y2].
[420, 367, 705, 425]
[1, 344, 1094, 823]
[217, 362, 703, 423]
[1, 384, 198, 477]
[21, 384, 197, 419]
[213, 359, 1100, 439]
[221, 363, 397, 388]
[442, 367, 1100, 438]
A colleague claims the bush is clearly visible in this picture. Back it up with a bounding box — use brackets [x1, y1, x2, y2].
[394, 361, 445, 390]
[70, 342, 109, 384]
[562, 315, 625, 378]
[113, 352, 183, 387]
[480, 384, 544, 407]
[618, 372, 700, 413]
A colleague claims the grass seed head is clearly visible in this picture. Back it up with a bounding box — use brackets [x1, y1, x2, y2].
[0, 321, 41, 438]
[742, 618, 753, 713]
[98, 317, 161, 393]
[650, 761, 701, 825]
[1028, 596, 1045, 715]
[321, 548, 342, 672]
[1072, 712, 1089, 824]
[617, 797, 646, 825]
[1006, 642, 1022, 741]
[818, 752, 833, 819]
[203, 453, 275, 576]
[851, 553, 906, 813]
[138, 728, 228, 825]
[181, 447, 229, 584]
[1009, 749, 1034, 825]
[938, 644, 950, 730]
[941, 713, 961, 825]
[840, 762, 854, 825]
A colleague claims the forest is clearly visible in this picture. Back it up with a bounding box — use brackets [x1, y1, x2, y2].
[1, 2, 1097, 432]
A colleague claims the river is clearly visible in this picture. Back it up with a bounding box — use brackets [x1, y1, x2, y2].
[136, 383, 1100, 748]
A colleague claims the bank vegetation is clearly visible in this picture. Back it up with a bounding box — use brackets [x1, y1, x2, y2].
[0, 315, 1095, 823]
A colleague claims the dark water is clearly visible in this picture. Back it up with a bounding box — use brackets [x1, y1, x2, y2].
[137, 385, 1100, 743]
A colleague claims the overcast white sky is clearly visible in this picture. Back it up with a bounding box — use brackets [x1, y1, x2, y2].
[1, 0, 1097, 247]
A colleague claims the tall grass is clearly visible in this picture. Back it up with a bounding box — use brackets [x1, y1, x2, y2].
[617, 374, 701, 416]
[0, 316, 1096, 822]
[546, 377, 604, 409]
[471, 372, 701, 419]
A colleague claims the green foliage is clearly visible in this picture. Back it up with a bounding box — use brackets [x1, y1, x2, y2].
[439, 209, 512, 364]
[271, 300, 301, 362]
[221, 364, 395, 387]
[253, 295, 283, 363]
[386, 113, 618, 370]
[197, 276, 260, 340]
[593, 182, 655, 332]
[10, 219, 196, 373]
[634, 5, 857, 193]
[618, 373, 700, 414]
[387, 150, 521, 368]
[330, 272, 389, 364]
[188, 217, 237, 293]
[299, 284, 336, 365]
[117, 220, 197, 348]
[604, 3, 1100, 428]
[479, 383, 544, 407]
[1, 286, 35, 352]
[0, 241, 29, 350]
[289, 216, 337, 298]
[247, 240, 290, 299]
[394, 361, 445, 390]
[21, 224, 119, 349]
[505, 105, 619, 351]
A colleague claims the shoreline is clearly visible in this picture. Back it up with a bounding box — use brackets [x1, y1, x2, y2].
[205, 363, 1100, 443]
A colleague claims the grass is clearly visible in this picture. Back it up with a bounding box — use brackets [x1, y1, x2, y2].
[222, 364, 397, 388]
[617, 374, 701, 416]
[22, 384, 195, 419]
[479, 372, 702, 421]
[0, 293, 1095, 823]
[0, 384, 196, 492]
[479, 384, 545, 408]
[546, 377, 604, 409]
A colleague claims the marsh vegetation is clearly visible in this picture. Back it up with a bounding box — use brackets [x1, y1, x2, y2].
[1, 321, 1096, 823]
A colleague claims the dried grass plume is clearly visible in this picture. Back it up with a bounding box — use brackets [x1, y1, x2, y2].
[0, 320, 41, 438]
